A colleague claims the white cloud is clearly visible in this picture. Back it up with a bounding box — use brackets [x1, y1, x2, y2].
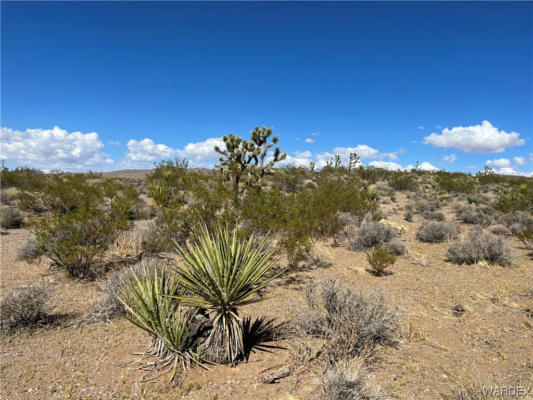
[405, 161, 439, 172]
[442, 154, 457, 163]
[513, 156, 527, 166]
[305, 138, 315, 144]
[486, 158, 511, 168]
[417, 126, 424, 130]
[489, 167, 532, 176]
[423, 120, 525, 153]
[293, 150, 312, 158]
[310, 132, 320, 137]
[0, 126, 113, 171]
[368, 161, 403, 170]
[108, 140, 121, 146]
[124, 137, 224, 168]
[179, 137, 224, 162]
[330, 144, 398, 160]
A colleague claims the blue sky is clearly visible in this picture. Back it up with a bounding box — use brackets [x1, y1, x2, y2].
[1, 1, 532, 174]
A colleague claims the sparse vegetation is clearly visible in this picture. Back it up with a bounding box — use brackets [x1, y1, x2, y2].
[366, 247, 396, 276]
[0, 206, 23, 229]
[294, 279, 399, 361]
[351, 221, 406, 255]
[316, 363, 384, 400]
[17, 235, 42, 260]
[446, 227, 512, 267]
[1, 143, 531, 398]
[455, 205, 496, 227]
[0, 285, 51, 333]
[416, 221, 459, 243]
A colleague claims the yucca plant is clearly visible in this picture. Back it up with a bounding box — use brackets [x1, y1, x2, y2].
[118, 263, 201, 380]
[172, 225, 279, 364]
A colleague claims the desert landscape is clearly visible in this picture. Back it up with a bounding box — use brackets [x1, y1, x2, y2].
[1, 143, 532, 399]
[1, 2, 532, 399]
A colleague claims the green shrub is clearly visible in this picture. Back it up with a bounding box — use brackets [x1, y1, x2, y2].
[390, 172, 418, 192]
[366, 247, 396, 276]
[495, 182, 533, 213]
[35, 206, 129, 278]
[0, 206, 23, 229]
[436, 171, 475, 194]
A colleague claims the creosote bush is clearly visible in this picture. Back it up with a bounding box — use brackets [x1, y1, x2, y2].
[36, 206, 129, 279]
[294, 279, 399, 361]
[446, 226, 512, 267]
[0, 206, 23, 229]
[0, 285, 51, 333]
[416, 221, 459, 243]
[366, 247, 396, 276]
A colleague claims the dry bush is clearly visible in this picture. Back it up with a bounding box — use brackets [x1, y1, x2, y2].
[489, 224, 511, 236]
[0, 206, 23, 229]
[422, 211, 446, 221]
[413, 198, 441, 213]
[0, 188, 18, 205]
[315, 362, 384, 400]
[403, 211, 413, 222]
[293, 279, 399, 361]
[306, 242, 333, 269]
[351, 221, 406, 255]
[108, 224, 153, 257]
[501, 211, 533, 235]
[442, 374, 531, 400]
[17, 235, 41, 260]
[455, 205, 496, 227]
[0, 285, 51, 333]
[416, 221, 459, 243]
[88, 260, 152, 322]
[382, 238, 407, 256]
[446, 227, 512, 267]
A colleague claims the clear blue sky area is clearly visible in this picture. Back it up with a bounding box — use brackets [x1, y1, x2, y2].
[1, 1, 532, 173]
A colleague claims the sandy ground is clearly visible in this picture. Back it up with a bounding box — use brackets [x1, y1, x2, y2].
[1, 195, 532, 399]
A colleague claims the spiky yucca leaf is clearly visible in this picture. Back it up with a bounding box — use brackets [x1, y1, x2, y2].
[172, 225, 278, 363]
[118, 263, 199, 377]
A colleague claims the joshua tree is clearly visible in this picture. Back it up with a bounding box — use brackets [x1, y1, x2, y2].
[348, 152, 360, 172]
[215, 126, 286, 204]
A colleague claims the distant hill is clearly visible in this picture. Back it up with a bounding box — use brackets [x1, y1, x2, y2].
[102, 168, 213, 179]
